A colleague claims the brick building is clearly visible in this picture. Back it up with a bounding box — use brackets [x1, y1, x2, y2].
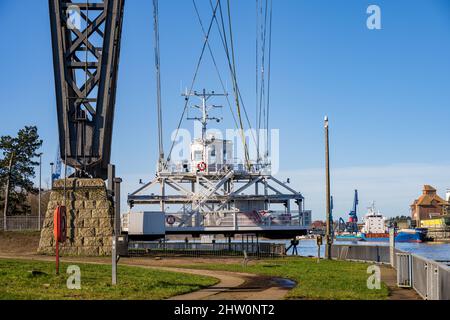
[411, 185, 449, 224]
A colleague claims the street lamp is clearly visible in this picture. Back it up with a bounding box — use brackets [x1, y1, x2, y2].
[324, 116, 333, 260]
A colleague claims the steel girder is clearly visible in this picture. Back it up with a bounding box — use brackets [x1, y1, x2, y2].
[49, 0, 125, 179]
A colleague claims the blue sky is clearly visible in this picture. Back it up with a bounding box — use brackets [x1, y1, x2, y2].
[1, 0, 450, 219]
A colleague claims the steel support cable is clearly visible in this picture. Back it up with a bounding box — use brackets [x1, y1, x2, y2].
[167, 0, 221, 162]
[258, 0, 268, 136]
[153, 0, 164, 163]
[212, 0, 249, 165]
[256, 0, 273, 163]
[214, 1, 257, 150]
[258, 0, 268, 162]
[192, 0, 240, 132]
[256, 0, 264, 162]
[265, 0, 273, 160]
[257, 0, 263, 134]
[256, 0, 261, 163]
[225, 0, 251, 169]
[218, 2, 256, 148]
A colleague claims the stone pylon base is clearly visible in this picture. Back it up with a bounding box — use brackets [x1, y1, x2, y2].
[38, 178, 114, 256]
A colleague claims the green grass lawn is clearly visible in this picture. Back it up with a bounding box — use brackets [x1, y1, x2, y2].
[0, 259, 218, 300]
[182, 257, 389, 300]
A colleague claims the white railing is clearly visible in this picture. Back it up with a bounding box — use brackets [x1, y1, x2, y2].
[332, 244, 450, 300]
[161, 161, 271, 175]
[166, 211, 310, 229]
[396, 252, 450, 300]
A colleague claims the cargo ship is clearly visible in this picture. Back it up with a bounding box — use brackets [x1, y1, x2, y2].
[361, 229, 427, 242]
[336, 203, 427, 243]
[360, 204, 427, 243]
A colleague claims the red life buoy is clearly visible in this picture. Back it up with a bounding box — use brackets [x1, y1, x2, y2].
[197, 162, 207, 172]
[53, 206, 67, 243]
[166, 215, 176, 225]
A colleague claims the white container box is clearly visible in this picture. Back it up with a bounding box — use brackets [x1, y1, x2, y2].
[128, 212, 166, 235]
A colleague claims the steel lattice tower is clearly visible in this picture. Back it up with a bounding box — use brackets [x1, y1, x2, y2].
[49, 0, 125, 179]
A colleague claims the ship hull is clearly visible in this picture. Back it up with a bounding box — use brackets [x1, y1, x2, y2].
[336, 230, 426, 243]
[361, 230, 426, 243]
[335, 234, 363, 241]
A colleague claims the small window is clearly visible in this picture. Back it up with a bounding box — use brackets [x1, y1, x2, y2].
[194, 151, 203, 161]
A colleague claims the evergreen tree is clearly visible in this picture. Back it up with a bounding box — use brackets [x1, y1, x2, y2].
[0, 126, 43, 216]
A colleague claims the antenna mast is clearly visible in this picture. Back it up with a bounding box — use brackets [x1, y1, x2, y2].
[183, 89, 226, 160]
[184, 90, 226, 138]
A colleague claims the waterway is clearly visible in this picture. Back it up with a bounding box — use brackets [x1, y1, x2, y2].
[287, 239, 450, 262]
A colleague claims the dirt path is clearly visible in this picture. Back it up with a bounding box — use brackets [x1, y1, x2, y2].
[110, 258, 294, 300]
[164, 268, 293, 300]
[0, 254, 293, 300]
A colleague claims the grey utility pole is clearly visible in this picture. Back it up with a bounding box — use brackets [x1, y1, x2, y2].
[3, 152, 15, 231]
[112, 176, 122, 286]
[324, 117, 333, 260]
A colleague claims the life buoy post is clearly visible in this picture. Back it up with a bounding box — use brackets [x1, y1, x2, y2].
[53, 206, 67, 275]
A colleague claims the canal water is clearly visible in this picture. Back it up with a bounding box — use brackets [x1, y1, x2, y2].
[286, 239, 450, 262]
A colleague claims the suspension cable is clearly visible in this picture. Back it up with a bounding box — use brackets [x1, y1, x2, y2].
[213, 0, 257, 148]
[192, 0, 240, 132]
[225, 0, 250, 169]
[265, 0, 273, 160]
[256, 0, 273, 164]
[258, 0, 268, 136]
[153, 0, 164, 164]
[167, 0, 221, 162]
[256, 0, 260, 162]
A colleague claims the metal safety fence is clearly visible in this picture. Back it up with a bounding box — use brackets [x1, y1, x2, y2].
[330, 244, 450, 300]
[0, 216, 42, 231]
[128, 241, 286, 258]
[396, 252, 450, 300]
[330, 244, 391, 264]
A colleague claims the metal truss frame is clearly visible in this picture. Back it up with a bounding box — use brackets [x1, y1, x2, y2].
[128, 170, 307, 233]
[49, 0, 125, 179]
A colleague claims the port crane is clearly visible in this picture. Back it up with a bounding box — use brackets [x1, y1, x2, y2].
[337, 190, 359, 234]
[51, 148, 62, 183]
